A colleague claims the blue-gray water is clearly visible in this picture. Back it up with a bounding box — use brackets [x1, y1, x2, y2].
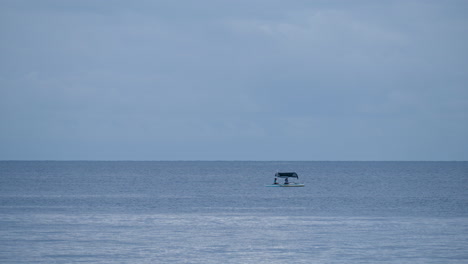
[1, 161, 467, 263]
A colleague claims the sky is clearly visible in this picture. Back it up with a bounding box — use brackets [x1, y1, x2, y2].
[0, 0, 467, 161]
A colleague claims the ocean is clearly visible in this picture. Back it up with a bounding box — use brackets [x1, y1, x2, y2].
[0, 161, 467, 263]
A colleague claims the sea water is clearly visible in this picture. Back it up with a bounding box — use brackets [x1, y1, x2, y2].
[0, 161, 467, 263]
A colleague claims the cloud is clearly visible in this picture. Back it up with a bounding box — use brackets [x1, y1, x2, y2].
[0, 0, 467, 160]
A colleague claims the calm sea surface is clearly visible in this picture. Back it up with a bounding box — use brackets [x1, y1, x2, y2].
[1, 161, 467, 263]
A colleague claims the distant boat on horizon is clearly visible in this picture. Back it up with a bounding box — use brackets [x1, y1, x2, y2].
[265, 172, 305, 187]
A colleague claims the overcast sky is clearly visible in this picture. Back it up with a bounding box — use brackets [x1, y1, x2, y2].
[1, 0, 467, 160]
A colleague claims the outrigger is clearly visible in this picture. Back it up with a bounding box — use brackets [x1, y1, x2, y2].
[266, 172, 305, 187]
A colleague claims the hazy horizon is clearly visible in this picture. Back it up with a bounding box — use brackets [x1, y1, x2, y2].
[1, 160, 466, 162]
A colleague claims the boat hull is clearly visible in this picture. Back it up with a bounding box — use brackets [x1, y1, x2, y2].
[265, 184, 305, 187]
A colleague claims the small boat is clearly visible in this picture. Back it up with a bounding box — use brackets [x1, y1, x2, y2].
[266, 172, 305, 187]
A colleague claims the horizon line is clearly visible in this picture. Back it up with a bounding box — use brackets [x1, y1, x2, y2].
[1, 160, 467, 162]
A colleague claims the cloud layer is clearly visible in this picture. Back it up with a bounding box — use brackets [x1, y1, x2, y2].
[1, 0, 467, 160]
